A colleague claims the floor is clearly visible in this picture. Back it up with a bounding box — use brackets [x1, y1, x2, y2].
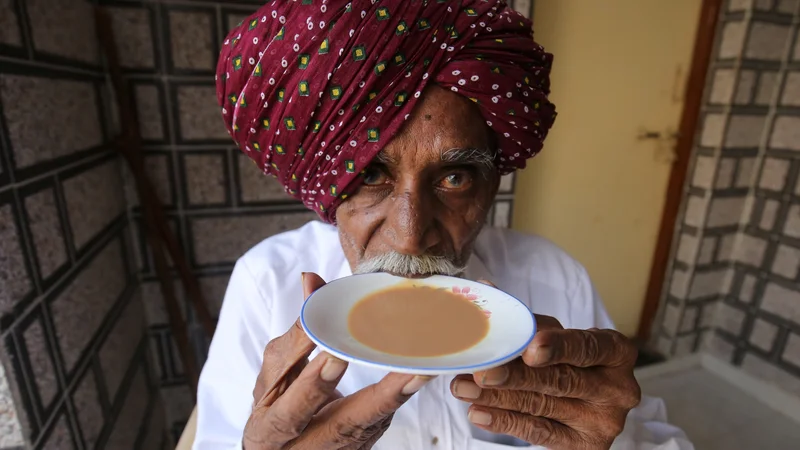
[638, 367, 800, 449]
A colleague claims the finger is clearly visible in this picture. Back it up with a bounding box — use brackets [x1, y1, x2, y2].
[477, 279, 496, 287]
[306, 374, 434, 445]
[467, 405, 579, 450]
[249, 352, 348, 447]
[253, 273, 328, 405]
[534, 314, 565, 331]
[451, 378, 584, 422]
[523, 328, 637, 368]
[473, 360, 614, 399]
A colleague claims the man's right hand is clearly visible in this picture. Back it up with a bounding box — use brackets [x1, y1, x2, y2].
[243, 272, 432, 449]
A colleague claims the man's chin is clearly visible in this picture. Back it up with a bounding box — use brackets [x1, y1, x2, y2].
[373, 270, 463, 279]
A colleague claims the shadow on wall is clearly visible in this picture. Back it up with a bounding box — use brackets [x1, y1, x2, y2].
[652, 0, 800, 397]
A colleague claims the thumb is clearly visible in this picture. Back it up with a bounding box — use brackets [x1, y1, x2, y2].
[302, 272, 327, 299]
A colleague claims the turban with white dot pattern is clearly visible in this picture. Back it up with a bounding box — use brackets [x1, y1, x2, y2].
[217, 0, 556, 223]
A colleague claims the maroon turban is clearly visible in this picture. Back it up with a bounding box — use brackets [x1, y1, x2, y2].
[217, 0, 556, 223]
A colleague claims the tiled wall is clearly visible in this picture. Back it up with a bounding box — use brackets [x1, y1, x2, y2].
[2, 0, 534, 447]
[654, 0, 800, 396]
[0, 0, 162, 448]
[105, 0, 533, 439]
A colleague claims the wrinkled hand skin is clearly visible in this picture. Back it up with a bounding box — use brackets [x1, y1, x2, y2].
[451, 291, 641, 450]
[243, 273, 432, 450]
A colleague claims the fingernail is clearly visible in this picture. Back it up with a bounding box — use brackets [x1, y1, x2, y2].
[453, 380, 482, 399]
[532, 345, 552, 366]
[480, 365, 509, 386]
[468, 410, 492, 426]
[320, 355, 347, 381]
[402, 376, 433, 395]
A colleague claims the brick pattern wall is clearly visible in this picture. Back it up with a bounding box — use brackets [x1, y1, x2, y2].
[654, 0, 800, 397]
[0, 0, 160, 448]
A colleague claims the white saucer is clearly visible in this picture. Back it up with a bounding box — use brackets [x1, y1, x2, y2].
[300, 273, 536, 375]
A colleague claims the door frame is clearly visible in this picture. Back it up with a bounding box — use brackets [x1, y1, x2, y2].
[636, 0, 725, 343]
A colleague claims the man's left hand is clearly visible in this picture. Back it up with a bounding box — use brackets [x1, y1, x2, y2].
[450, 315, 641, 450]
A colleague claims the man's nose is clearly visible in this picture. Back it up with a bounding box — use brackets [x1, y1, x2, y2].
[385, 187, 441, 256]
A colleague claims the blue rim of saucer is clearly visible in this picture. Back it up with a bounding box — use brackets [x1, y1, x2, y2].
[300, 273, 537, 373]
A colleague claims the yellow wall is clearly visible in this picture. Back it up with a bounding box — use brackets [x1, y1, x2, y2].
[513, 1, 700, 336]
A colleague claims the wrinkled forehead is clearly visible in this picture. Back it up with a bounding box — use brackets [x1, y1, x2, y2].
[374, 86, 495, 167]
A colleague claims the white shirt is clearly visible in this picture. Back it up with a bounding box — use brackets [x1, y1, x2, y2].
[193, 221, 694, 450]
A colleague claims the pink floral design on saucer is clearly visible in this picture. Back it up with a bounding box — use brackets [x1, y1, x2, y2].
[452, 286, 492, 318]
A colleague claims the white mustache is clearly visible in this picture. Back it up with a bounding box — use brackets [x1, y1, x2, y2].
[354, 251, 465, 277]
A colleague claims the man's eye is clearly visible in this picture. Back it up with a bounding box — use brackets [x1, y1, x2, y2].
[439, 172, 472, 190]
[362, 167, 388, 186]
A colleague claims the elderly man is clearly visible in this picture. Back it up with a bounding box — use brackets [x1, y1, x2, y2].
[194, 1, 693, 449]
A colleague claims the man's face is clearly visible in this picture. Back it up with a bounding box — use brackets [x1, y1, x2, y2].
[336, 86, 500, 277]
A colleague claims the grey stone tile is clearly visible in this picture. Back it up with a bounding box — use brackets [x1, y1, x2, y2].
[670, 269, 691, 299]
[136, 84, 165, 140]
[680, 306, 699, 333]
[760, 198, 780, 230]
[691, 155, 716, 188]
[191, 213, 316, 265]
[177, 85, 229, 141]
[0, 75, 102, 168]
[690, 268, 731, 299]
[161, 385, 193, 427]
[99, 298, 145, 401]
[109, 6, 156, 69]
[759, 157, 790, 191]
[784, 333, 800, 367]
[676, 233, 699, 264]
[24, 189, 67, 280]
[784, 203, 800, 238]
[700, 302, 719, 328]
[662, 303, 681, 336]
[106, 368, 150, 450]
[169, 10, 216, 71]
[63, 160, 126, 250]
[745, 22, 792, 61]
[742, 353, 800, 396]
[698, 236, 716, 265]
[51, 241, 127, 371]
[734, 70, 756, 104]
[0, 204, 32, 316]
[23, 320, 58, 409]
[795, 31, 800, 61]
[755, 71, 779, 105]
[715, 302, 746, 335]
[770, 115, 800, 150]
[709, 69, 736, 104]
[238, 155, 291, 202]
[756, 0, 777, 9]
[776, 0, 799, 13]
[41, 413, 72, 450]
[739, 272, 758, 303]
[27, 0, 98, 64]
[656, 335, 674, 356]
[781, 71, 800, 106]
[725, 114, 766, 148]
[0, 0, 21, 46]
[184, 153, 227, 205]
[673, 334, 697, 357]
[493, 201, 511, 228]
[72, 369, 103, 448]
[772, 244, 800, 279]
[684, 195, 708, 228]
[735, 157, 757, 188]
[700, 114, 726, 147]
[707, 197, 745, 228]
[761, 281, 800, 323]
[703, 331, 735, 362]
[718, 233, 737, 262]
[734, 233, 768, 267]
[749, 318, 778, 351]
[715, 158, 736, 189]
[719, 21, 747, 59]
[141, 281, 186, 327]
[199, 274, 230, 317]
[0, 363, 25, 447]
[126, 154, 173, 208]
